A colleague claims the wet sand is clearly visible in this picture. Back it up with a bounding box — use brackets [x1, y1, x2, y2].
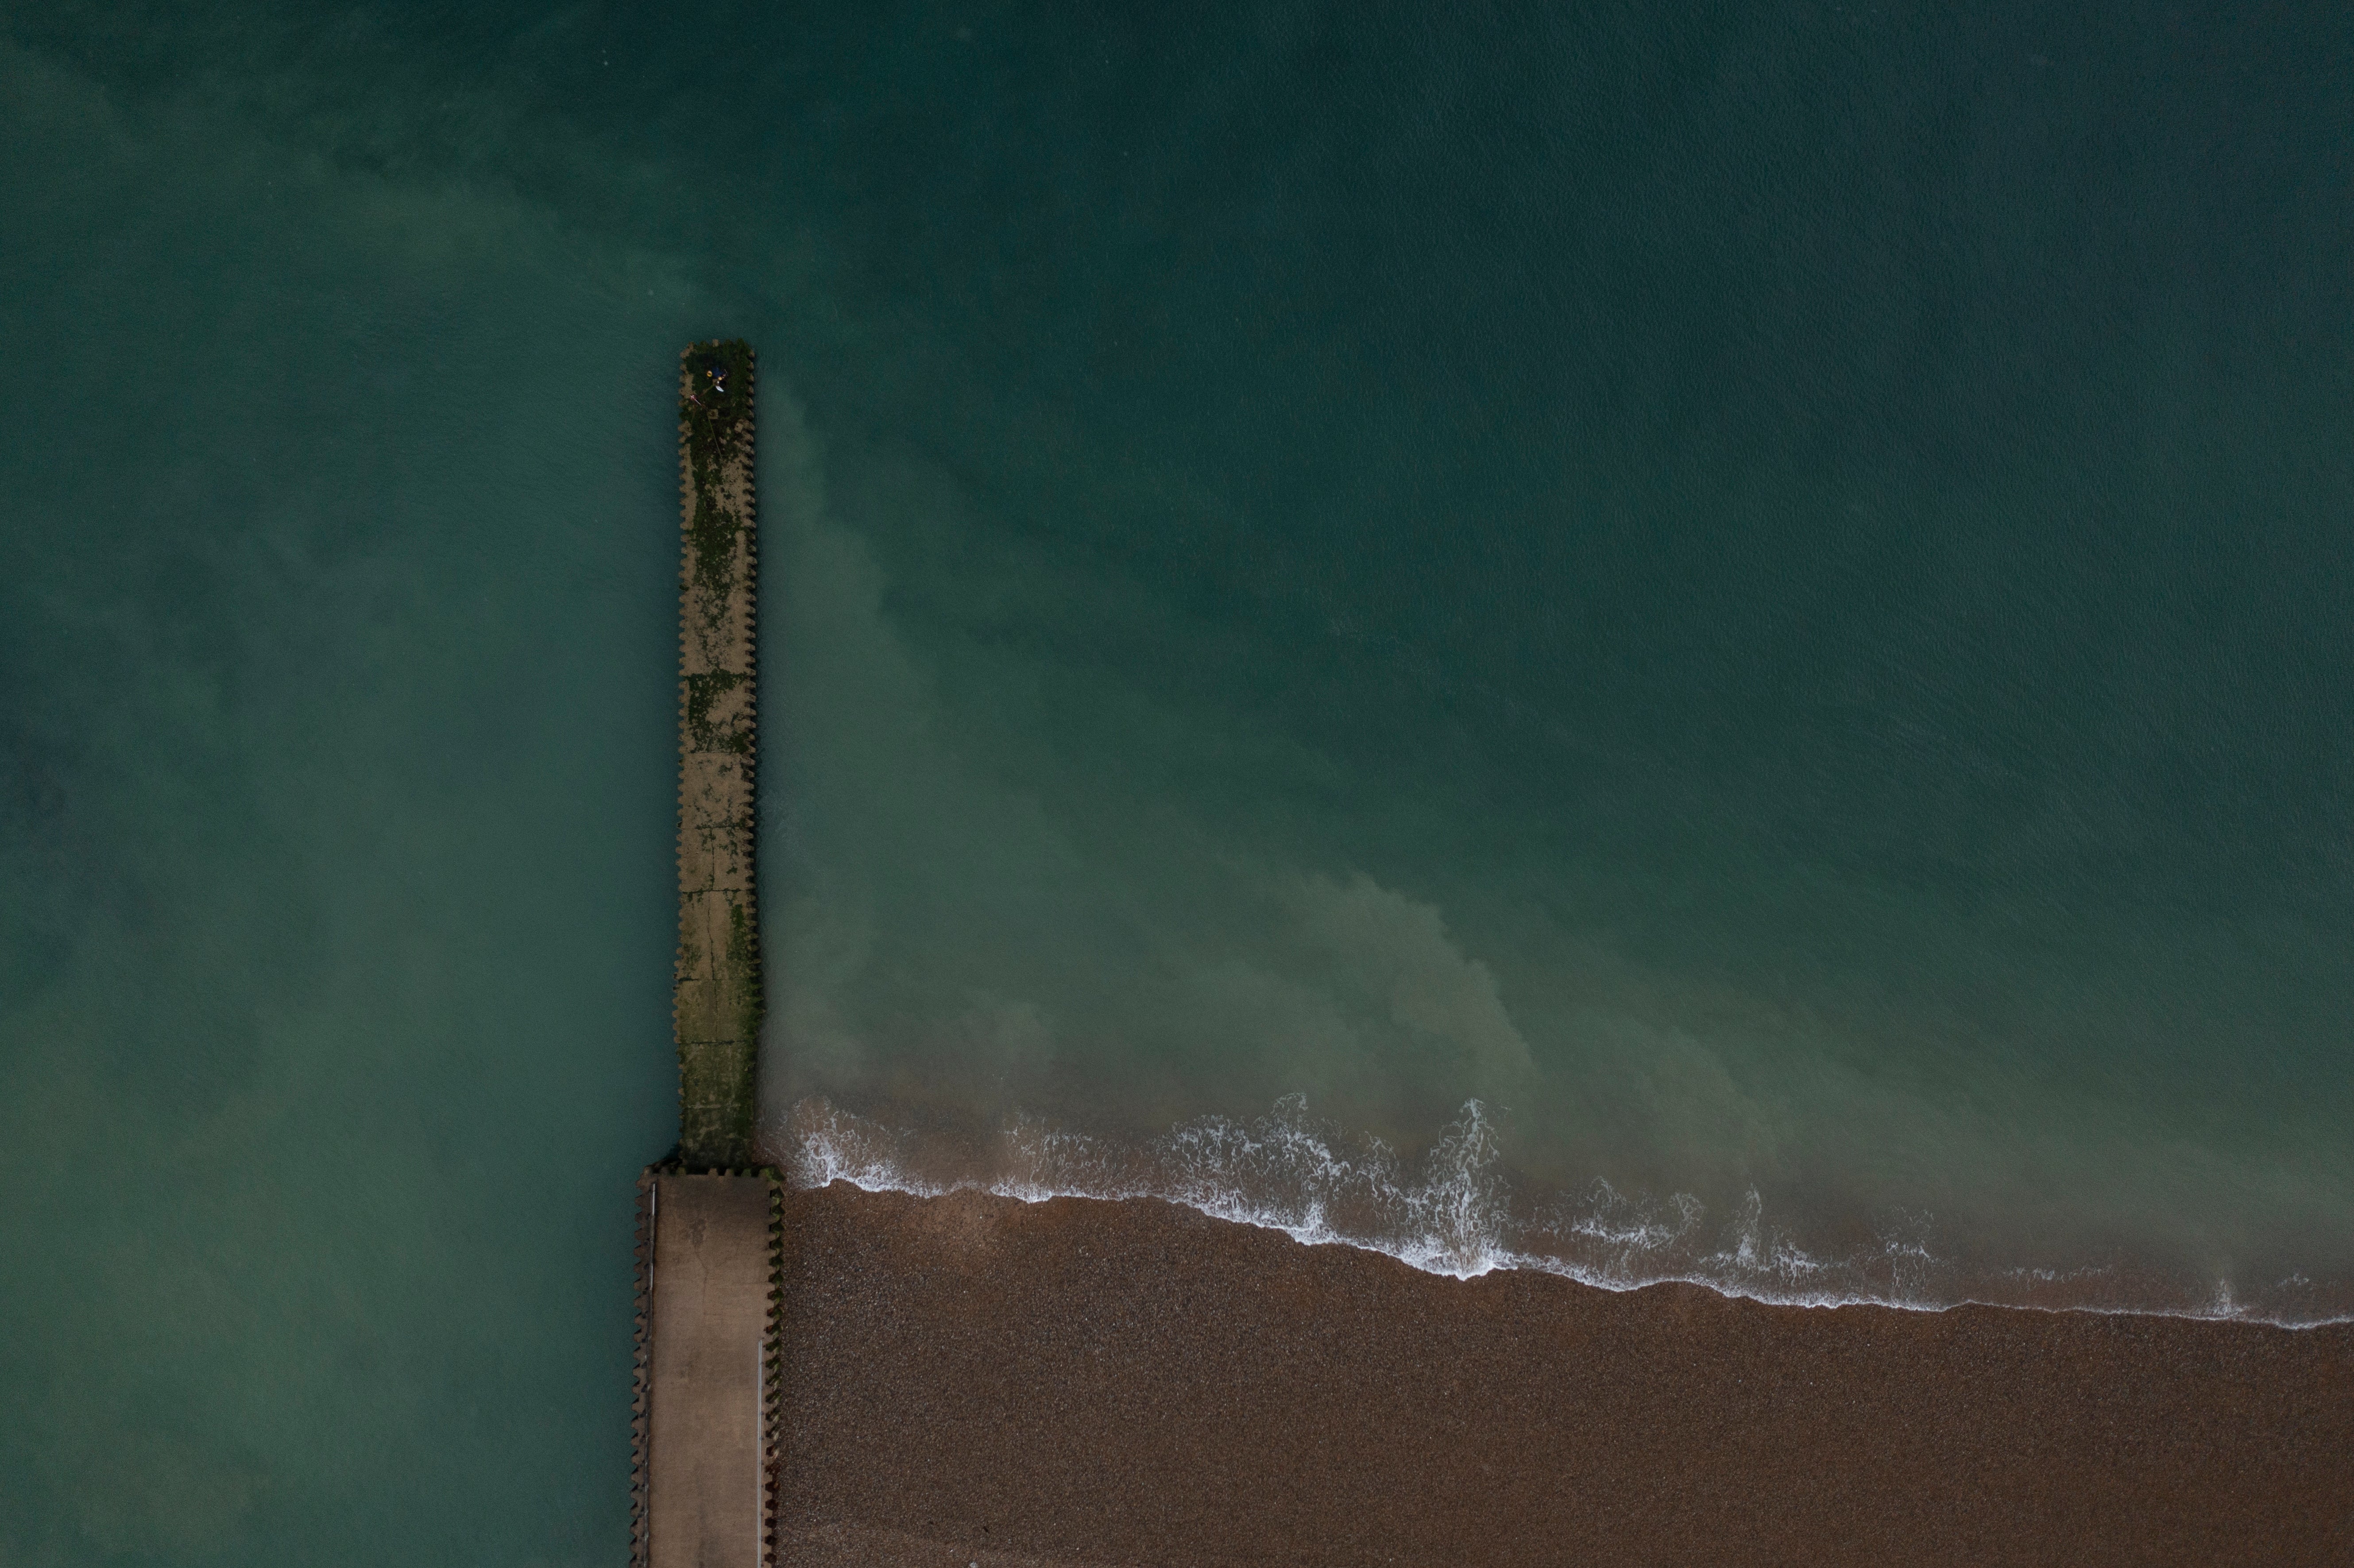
[774, 1184, 2352, 1567]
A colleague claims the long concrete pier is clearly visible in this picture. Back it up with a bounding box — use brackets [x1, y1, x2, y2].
[633, 340, 781, 1568]
[673, 339, 762, 1170]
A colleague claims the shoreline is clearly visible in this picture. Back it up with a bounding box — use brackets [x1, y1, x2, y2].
[772, 1100, 2354, 1329]
[798, 1169, 2354, 1332]
[775, 1182, 2354, 1566]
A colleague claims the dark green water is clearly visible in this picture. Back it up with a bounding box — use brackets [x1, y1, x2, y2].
[4, 2, 2351, 1559]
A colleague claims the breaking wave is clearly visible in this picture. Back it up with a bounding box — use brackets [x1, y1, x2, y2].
[777, 1094, 2351, 1327]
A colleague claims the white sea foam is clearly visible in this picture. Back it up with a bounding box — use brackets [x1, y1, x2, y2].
[776, 1095, 2351, 1327]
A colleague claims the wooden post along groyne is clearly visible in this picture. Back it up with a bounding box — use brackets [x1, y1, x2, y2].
[632, 340, 784, 1568]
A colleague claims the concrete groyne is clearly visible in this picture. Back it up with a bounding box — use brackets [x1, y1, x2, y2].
[673, 340, 761, 1170]
[634, 340, 781, 1568]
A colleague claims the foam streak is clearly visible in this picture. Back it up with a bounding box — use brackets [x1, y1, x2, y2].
[777, 1097, 2350, 1328]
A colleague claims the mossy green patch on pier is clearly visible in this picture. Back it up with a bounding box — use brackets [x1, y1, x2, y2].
[681, 338, 755, 592]
[683, 670, 753, 756]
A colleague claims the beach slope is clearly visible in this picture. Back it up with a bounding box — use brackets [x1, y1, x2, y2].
[775, 1184, 2350, 1567]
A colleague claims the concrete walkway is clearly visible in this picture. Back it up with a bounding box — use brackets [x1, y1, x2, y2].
[636, 1172, 777, 1568]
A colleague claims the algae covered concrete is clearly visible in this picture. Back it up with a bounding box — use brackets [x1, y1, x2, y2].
[674, 340, 761, 1168]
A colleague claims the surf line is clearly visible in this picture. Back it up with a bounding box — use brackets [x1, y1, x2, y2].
[632, 340, 786, 1568]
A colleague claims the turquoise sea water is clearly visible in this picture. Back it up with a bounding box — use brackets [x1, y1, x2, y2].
[5, 3, 2352, 1559]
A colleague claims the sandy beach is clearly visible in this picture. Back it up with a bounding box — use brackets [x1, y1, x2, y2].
[773, 1184, 2352, 1567]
